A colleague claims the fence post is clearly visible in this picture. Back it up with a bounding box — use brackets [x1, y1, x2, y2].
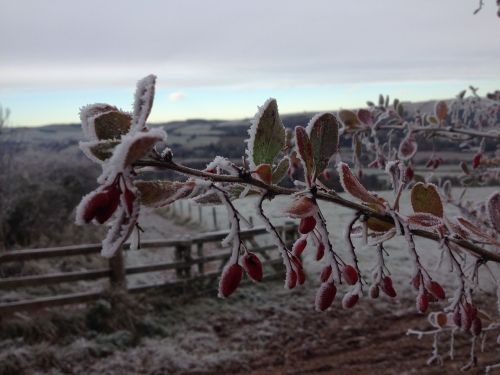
[109, 248, 127, 289]
[175, 241, 192, 279]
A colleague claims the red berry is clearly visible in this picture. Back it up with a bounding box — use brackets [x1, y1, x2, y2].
[315, 282, 337, 311]
[315, 243, 325, 261]
[95, 185, 121, 224]
[299, 216, 316, 234]
[342, 293, 359, 309]
[292, 238, 307, 257]
[320, 265, 332, 283]
[342, 265, 358, 285]
[411, 274, 421, 291]
[123, 188, 136, 215]
[381, 276, 397, 298]
[83, 191, 110, 223]
[290, 254, 302, 271]
[219, 263, 243, 298]
[461, 305, 473, 331]
[242, 252, 263, 282]
[472, 153, 481, 169]
[428, 281, 446, 300]
[287, 269, 297, 289]
[417, 293, 429, 314]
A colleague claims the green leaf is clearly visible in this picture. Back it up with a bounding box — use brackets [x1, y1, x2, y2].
[410, 182, 444, 218]
[306, 113, 339, 179]
[272, 157, 290, 184]
[94, 110, 132, 140]
[295, 126, 314, 184]
[247, 98, 285, 168]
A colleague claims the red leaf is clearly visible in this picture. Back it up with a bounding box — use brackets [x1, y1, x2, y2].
[315, 282, 337, 311]
[219, 263, 243, 298]
[337, 162, 385, 207]
[242, 253, 263, 282]
[284, 195, 317, 218]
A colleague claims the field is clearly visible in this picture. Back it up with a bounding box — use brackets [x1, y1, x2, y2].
[1, 187, 499, 374]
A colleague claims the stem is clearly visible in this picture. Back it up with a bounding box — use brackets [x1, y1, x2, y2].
[133, 158, 500, 264]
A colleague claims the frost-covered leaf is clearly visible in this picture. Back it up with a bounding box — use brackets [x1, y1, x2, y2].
[398, 133, 417, 160]
[118, 129, 166, 168]
[407, 213, 443, 229]
[272, 157, 290, 184]
[135, 180, 195, 207]
[487, 191, 500, 233]
[410, 182, 444, 218]
[337, 162, 385, 207]
[131, 75, 156, 133]
[457, 217, 500, 246]
[253, 164, 272, 184]
[357, 109, 373, 126]
[338, 110, 360, 131]
[295, 126, 314, 184]
[80, 140, 120, 163]
[306, 113, 339, 179]
[80, 104, 130, 141]
[435, 100, 448, 122]
[246, 98, 285, 168]
[367, 228, 396, 246]
[284, 195, 317, 218]
[193, 185, 249, 205]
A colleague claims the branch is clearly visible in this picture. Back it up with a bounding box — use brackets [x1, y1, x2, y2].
[134, 158, 500, 264]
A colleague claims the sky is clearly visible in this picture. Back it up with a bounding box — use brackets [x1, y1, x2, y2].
[0, 0, 499, 127]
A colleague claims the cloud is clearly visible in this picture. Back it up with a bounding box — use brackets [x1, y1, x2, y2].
[168, 92, 186, 102]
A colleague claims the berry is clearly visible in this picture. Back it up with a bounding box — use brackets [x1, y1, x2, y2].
[370, 285, 380, 299]
[315, 282, 337, 311]
[342, 293, 359, 309]
[315, 243, 325, 261]
[342, 265, 358, 285]
[381, 276, 397, 298]
[428, 281, 446, 300]
[320, 265, 332, 283]
[287, 269, 297, 289]
[242, 252, 263, 282]
[219, 263, 243, 298]
[299, 216, 316, 234]
[417, 293, 429, 314]
[292, 238, 307, 257]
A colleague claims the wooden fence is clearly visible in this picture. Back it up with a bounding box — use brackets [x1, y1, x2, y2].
[0, 222, 298, 316]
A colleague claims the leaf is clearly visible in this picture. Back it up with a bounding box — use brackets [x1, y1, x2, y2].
[457, 217, 500, 246]
[435, 100, 448, 122]
[410, 182, 444, 218]
[487, 192, 500, 233]
[122, 129, 166, 167]
[246, 98, 285, 168]
[337, 162, 385, 207]
[338, 110, 360, 131]
[131, 74, 156, 133]
[357, 109, 373, 126]
[407, 213, 443, 229]
[295, 126, 314, 184]
[93, 110, 132, 140]
[192, 185, 249, 205]
[306, 113, 339, 179]
[135, 180, 195, 207]
[272, 157, 290, 184]
[398, 133, 417, 160]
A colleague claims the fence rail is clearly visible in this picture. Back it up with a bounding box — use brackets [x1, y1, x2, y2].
[0, 222, 297, 316]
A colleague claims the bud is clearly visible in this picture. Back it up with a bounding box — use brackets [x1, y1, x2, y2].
[292, 237, 307, 257]
[299, 216, 316, 234]
[370, 285, 380, 299]
[242, 252, 263, 282]
[381, 276, 397, 298]
[320, 265, 332, 283]
[315, 243, 325, 261]
[342, 292, 359, 309]
[315, 282, 337, 311]
[342, 265, 358, 285]
[219, 263, 243, 298]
